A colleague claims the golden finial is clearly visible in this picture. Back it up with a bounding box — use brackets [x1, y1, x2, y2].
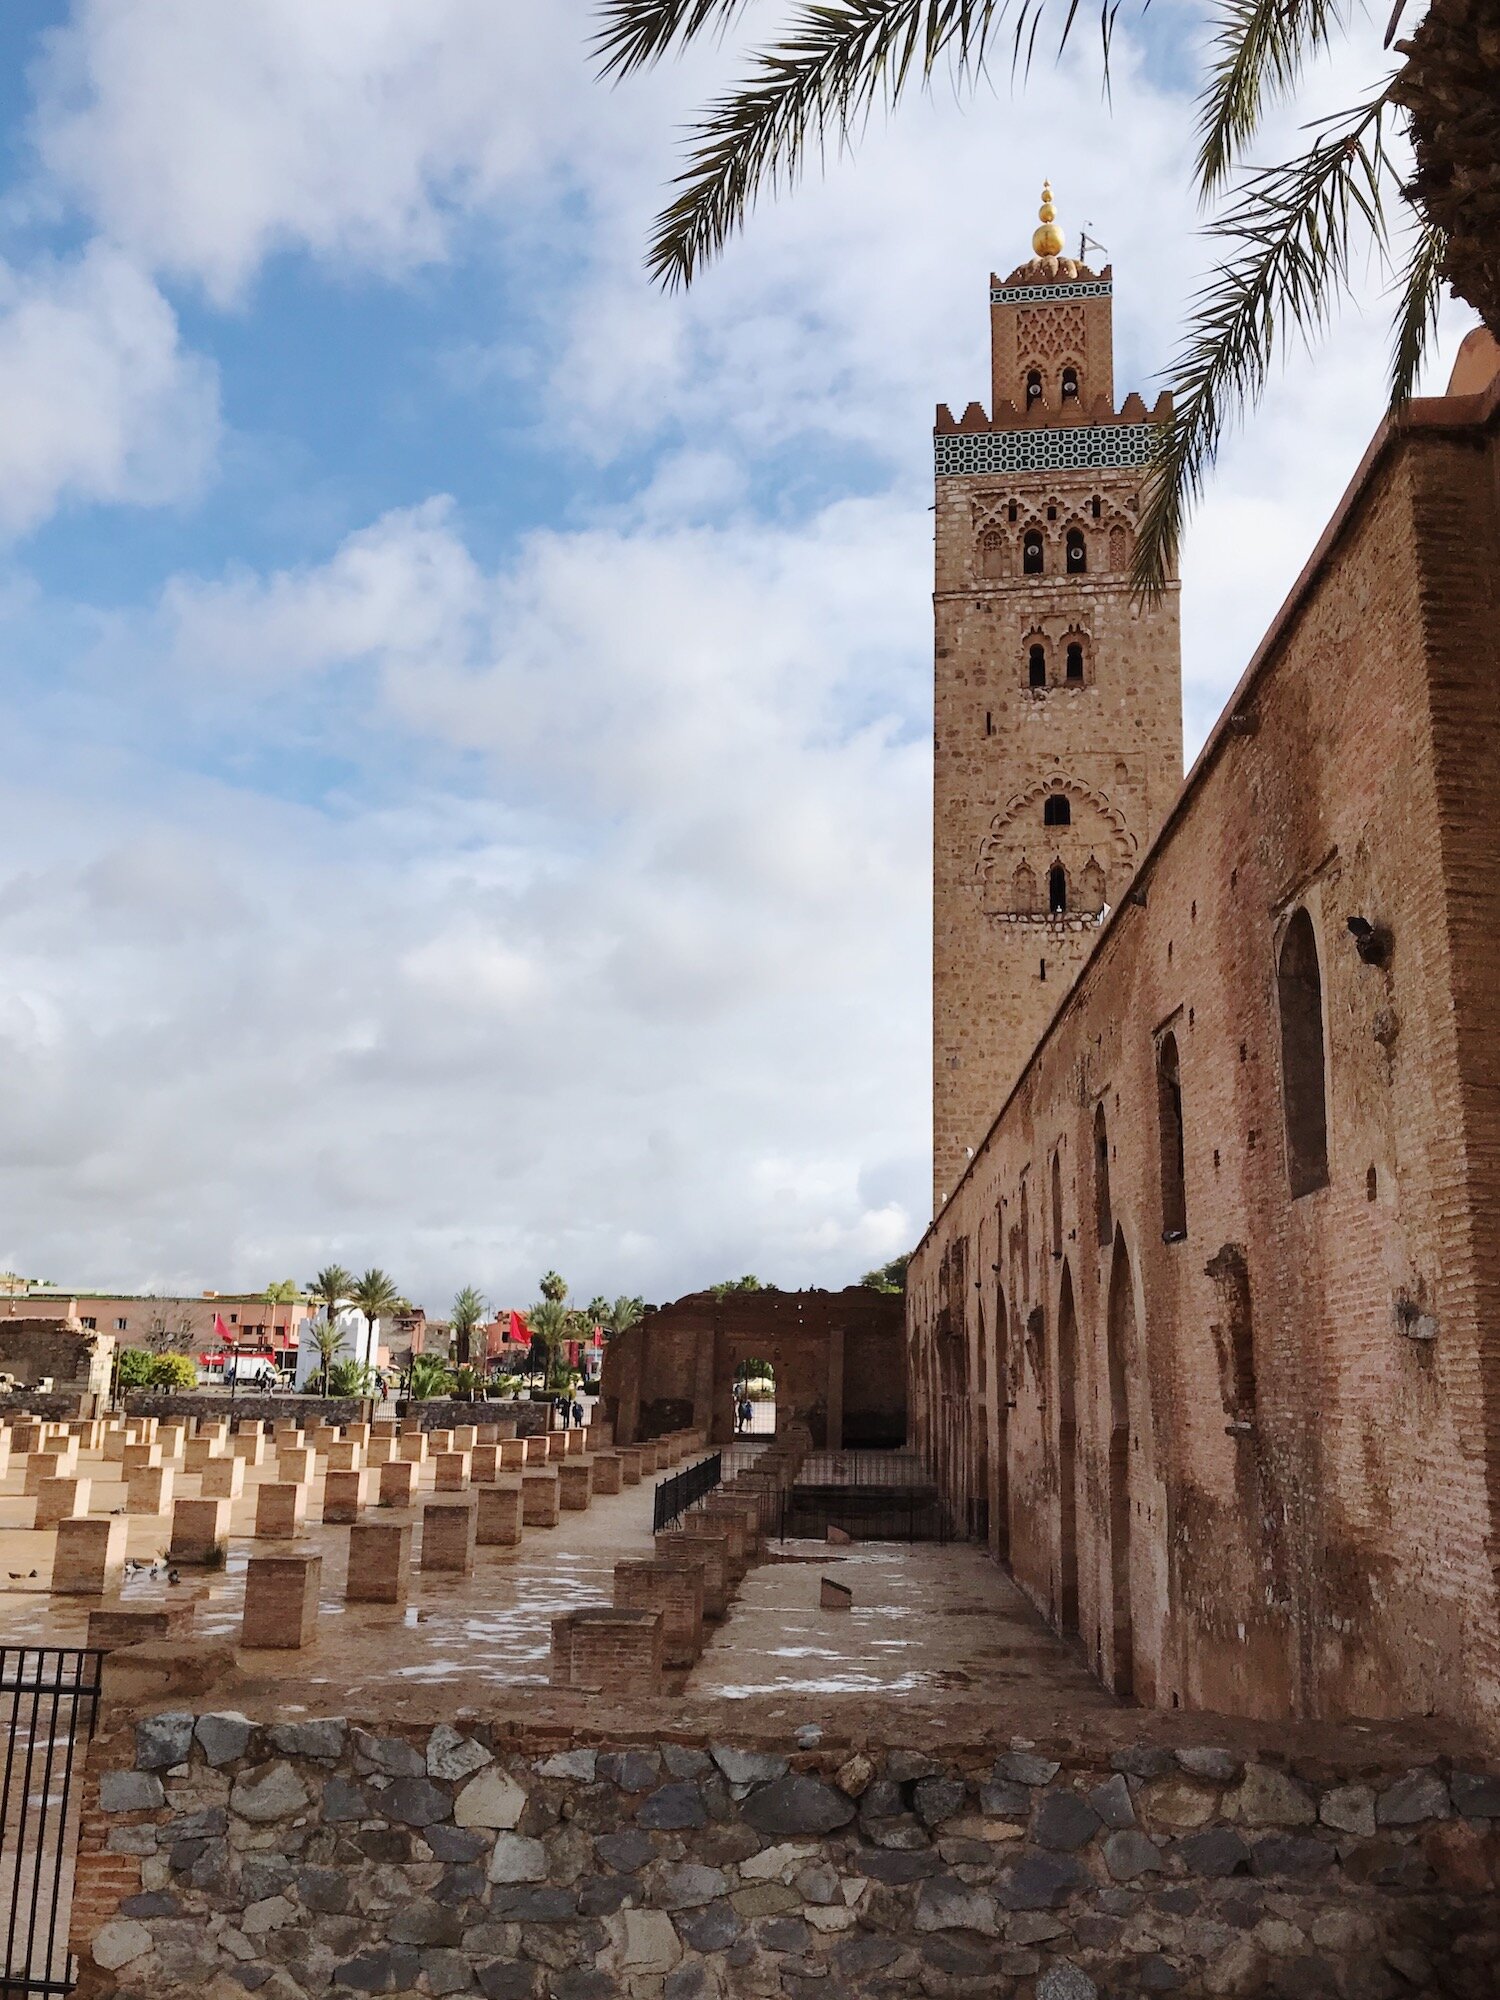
[1032, 180, 1065, 259]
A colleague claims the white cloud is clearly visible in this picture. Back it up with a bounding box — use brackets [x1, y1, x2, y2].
[0, 243, 217, 532]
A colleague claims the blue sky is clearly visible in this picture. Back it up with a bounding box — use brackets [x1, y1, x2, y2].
[0, 1, 1474, 1311]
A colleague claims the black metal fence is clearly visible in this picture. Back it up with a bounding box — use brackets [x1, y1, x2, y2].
[0, 1648, 104, 1997]
[652, 1451, 722, 1533]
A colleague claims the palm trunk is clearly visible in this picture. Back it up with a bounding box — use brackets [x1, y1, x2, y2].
[1393, 0, 1500, 337]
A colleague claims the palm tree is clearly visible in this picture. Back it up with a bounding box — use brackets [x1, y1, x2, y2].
[310, 1319, 344, 1397]
[263, 1279, 299, 1354]
[451, 1286, 487, 1370]
[527, 1298, 572, 1389]
[602, 1294, 645, 1337]
[350, 1268, 401, 1368]
[539, 1270, 569, 1304]
[308, 1265, 353, 1325]
[596, 0, 1500, 591]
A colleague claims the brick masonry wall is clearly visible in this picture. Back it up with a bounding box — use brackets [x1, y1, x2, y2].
[71, 1703, 1500, 2000]
[909, 385, 1500, 1731]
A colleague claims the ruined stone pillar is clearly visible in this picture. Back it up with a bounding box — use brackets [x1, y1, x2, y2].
[549, 1607, 663, 1692]
[322, 1470, 366, 1524]
[126, 1464, 175, 1518]
[346, 1520, 412, 1604]
[476, 1483, 524, 1548]
[613, 1557, 705, 1667]
[521, 1470, 561, 1528]
[433, 1451, 472, 1492]
[242, 1551, 322, 1647]
[53, 1516, 128, 1595]
[169, 1496, 230, 1564]
[255, 1481, 307, 1539]
[590, 1453, 623, 1495]
[420, 1497, 478, 1573]
[200, 1457, 246, 1501]
[557, 1461, 593, 1511]
[36, 1475, 90, 1529]
[378, 1461, 418, 1508]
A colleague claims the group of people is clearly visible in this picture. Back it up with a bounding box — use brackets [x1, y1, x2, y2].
[554, 1393, 587, 1429]
[733, 1391, 757, 1434]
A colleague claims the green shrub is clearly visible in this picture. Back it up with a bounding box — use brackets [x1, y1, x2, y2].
[326, 1359, 373, 1398]
[145, 1353, 198, 1391]
[409, 1354, 452, 1402]
[115, 1348, 155, 1390]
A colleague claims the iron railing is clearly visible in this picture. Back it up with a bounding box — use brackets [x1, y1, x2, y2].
[0, 1648, 104, 1996]
[652, 1451, 723, 1533]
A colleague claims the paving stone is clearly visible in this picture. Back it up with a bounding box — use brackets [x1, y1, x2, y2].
[1102, 1831, 1165, 1881]
[454, 1768, 527, 1830]
[596, 1830, 657, 1873]
[1450, 1770, 1500, 1819]
[380, 1777, 453, 1828]
[229, 1764, 312, 1824]
[268, 1719, 347, 1761]
[995, 1850, 1088, 1909]
[993, 1753, 1061, 1787]
[913, 1777, 967, 1826]
[1036, 1964, 1097, 2000]
[100, 1770, 166, 1813]
[637, 1783, 709, 1831]
[195, 1712, 258, 1767]
[1178, 1829, 1251, 1877]
[427, 1726, 493, 1782]
[599, 1751, 662, 1792]
[652, 1862, 729, 1909]
[913, 1874, 999, 1934]
[1087, 1775, 1135, 1829]
[711, 1746, 788, 1786]
[537, 1749, 598, 1783]
[487, 1834, 548, 1884]
[743, 1775, 857, 1837]
[1176, 1748, 1240, 1783]
[1033, 1792, 1102, 1851]
[1376, 1768, 1450, 1825]
[674, 1899, 743, 1952]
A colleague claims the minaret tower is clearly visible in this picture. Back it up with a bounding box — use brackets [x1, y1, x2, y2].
[931, 186, 1183, 1212]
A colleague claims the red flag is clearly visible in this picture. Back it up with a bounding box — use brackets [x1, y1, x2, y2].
[509, 1310, 529, 1345]
[212, 1313, 232, 1346]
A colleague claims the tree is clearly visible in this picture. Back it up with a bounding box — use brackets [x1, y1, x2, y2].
[539, 1270, 569, 1304]
[710, 1274, 772, 1299]
[451, 1286, 487, 1370]
[308, 1265, 353, 1324]
[595, 0, 1500, 591]
[409, 1353, 452, 1401]
[140, 1306, 196, 1356]
[860, 1255, 909, 1294]
[350, 1268, 401, 1353]
[586, 1296, 610, 1322]
[602, 1294, 645, 1336]
[309, 1320, 344, 1397]
[263, 1279, 299, 1350]
[527, 1297, 572, 1388]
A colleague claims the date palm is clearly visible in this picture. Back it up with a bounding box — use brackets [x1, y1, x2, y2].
[451, 1286, 487, 1370]
[602, 1294, 645, 1336]
[350, 1268, 401, 1358]
[308, 1264, 353, 1324]
[528, 1297, 572, 1388]
[596, 0, 1500, 593]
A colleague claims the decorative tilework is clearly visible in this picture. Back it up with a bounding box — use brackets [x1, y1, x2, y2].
[934, 423, 1157, 478]
[989, 281, 1113, 304]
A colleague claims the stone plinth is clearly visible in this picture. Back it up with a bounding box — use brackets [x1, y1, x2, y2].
[312, 1425, 339, 1449]
[126, 1464, 175, 1517]
[523, 1436, 551, 1465]
[101, 1430, 129, 1464]
[278, 1447, 314, 1486]
[346, 1520, 412, 1603]
[254, 1481, 307, 1539]
[469, 1445, 501, 1483]
[452, 1425, 478, 1453]
[378, 1461, 417, 1508]
[121, 1442, 162, 1476]
[326, 1441, 361, 1472]
[557, 1461, 593, 1511]
[545, 1432, 568, 1462]
[499, 1440, 527, 1471]
[564, 1428, 586, 1457]
[372, 1420, 399, 1440]
[36, 1475, 90, 1528]
[475, 1424, 499, 1446]
[521, 1471, 560, 1528]
[53, 1516, 129, 1595]
[25, 1445, 78, 1494]
[10, 1421, 44, 1455]
[684, 1505, 746, 1581]
[617, 1447, 643, 1486]
[231, 1431, 266, 1466]
[398, 1433, 428, 1465]
[86, 1595, 199, 1649]
[420, 1497, 477, 1573]
[549, 1607, 662, 1693]
[345, 1423, 372, 1448]
[654, 1529, 730, 1619]
[242, 1550, 322, 1648]
[322, 1470, 365, 1524]
[434, 1451, 471, 1492]
[476, 1483, 523, 1548]
[614, 1557, 705, 1667]
[637, 1441, 660, 1477]
[194, 1420, 229, 1445]
[170, 1496, 230, 1564]
[428, 1429, 455, 1455]
[589, 1452, 623, 1495]
[200, 1456, 246, 1500]
[367, 1437, 397, 1468]
[183, 1439, 219, 1474]
[494, 1420, 518, 1441]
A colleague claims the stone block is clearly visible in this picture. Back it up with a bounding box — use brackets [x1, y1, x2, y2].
[637, 1441, 660, 1476]
[523, 1435, 551, 1464]
[521, 1470, 560, 1527]
[53, 1515, 128, 1595]
[618, 1446, 644, 1486]
[421, 1497, 478, 1573]
[493, 1419, 518, 1441]
[231, 1431, 267, 1466]
[452, 1425, 478, 1452]
[346, 1520, 412, 1604]
[242, 1551, 322, 1648]
[121, 1442, 162, 1476]
[557, 1460, 593, 1511]
[36, 1475, 91, 1528]
[100, 1429, 129, 1463]
[379, 1460, 418, 1508]
[367, 1436, 397, 1467]
[322, 1469, 366, 1524]
[655, 1529, 730, 1618]
[312, 1425, 339, 1448]
[545, 1431, 568, 1462]
[428, 1429, 455, 1455]
[87, 1596, 200, 1649]
[169, 1496, 231, 1564]
[434, 1451, 472, 1492]
[200, 1456, 246, 1500]
[590, 1452, 623, 1495]
[255, 1481, 307, 1539]
[277, 1447, 314, 1486]
[475, 1423, 500, 1444]
[564, 1427, 586, 1457]
[550, 1607, 662, 1693]
[499, 1439, 527, 1470]
[820, 1577, 853, 1611]
[469, 1444, 501, 1482]
[326, 1440, 362, 1472]
[345, 1423, 372, 1448]
[194, 1420, 229, 1443]
[398, 1433, 428, 1465]
[614, 1557, 704, 1667]
[476, 1483, 524, 1548]
[126, 1464, 175, 1517]
[25, 1444, 78, 1493]
[372, 1419, 399, 1439]
[182, 1439, 218, 1474]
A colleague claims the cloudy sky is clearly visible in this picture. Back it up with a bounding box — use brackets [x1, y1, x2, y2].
[0, 1, 1474, 1311]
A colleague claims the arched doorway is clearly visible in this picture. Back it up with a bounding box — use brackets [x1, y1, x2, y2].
[993, 1278, 1011, 1560]
[732, 1357, 775, 1437]
[1056, 1264, 1080, 1634]
[1106, 1239, 1137, 1696]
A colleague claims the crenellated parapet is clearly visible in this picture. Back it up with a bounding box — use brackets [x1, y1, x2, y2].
[932, 388, 1172, 478]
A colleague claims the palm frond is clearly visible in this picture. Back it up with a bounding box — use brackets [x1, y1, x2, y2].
[1388, 215, 1445, 406]
[1133, 90, 1397, 599]
[1195, 0, 1347, 194]
[594, 0, 751, 79]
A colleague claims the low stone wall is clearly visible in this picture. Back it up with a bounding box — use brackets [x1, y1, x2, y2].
[0, 1390, 88, 1419]
[73, 1686, 1499, 1999]
[399, 1398, 549, 1436]
[122, 1393, 366, 1428]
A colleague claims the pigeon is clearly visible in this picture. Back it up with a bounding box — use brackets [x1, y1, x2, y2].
[167, 1569, 182, 1586]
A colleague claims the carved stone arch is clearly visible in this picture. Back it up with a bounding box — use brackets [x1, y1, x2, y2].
[987, 774, 1136, 855]
[1108, 521, 1132, 570]
[977, 528, 1008, 581]
[977, 775, 1137, 914]
[1079, 854, 1108, 913]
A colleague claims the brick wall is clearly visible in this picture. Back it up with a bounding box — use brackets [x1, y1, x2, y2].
[909, 373, 1500, 1731]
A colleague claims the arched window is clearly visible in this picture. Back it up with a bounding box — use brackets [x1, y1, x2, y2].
[1278, 908, 1329, 1196]
[1028, 643, 1047, 687]
[1079, 855, 1106, 913]
[1090, 495, 1102, 520]
[1043, 794, 1070, 826]
[1007, 499, 1018, 523]
[1066, 641, 1084, 682]
[1023, 530, 1044, 576]
[1011, 859, 1037, 914]
[1093, 1102, 1112, 1245]
[1061, 366, 1079, 401]
[1050, 1151, 1064, 1256]
[1049, 863, 1068, 914]
[1157, 1031, 1187, 1239]
[1109, 524, 1129, 569]
[1026, 368, 1043, 406]
[979, 529, 1006, 580]
[1066, 528, 1088, 574]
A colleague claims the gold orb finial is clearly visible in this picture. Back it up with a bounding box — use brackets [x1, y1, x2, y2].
[1032, 179, 1065, 258]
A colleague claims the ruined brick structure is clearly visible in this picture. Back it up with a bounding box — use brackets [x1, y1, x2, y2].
[599, 1287, 905, 1448]
[932, 186, 1183, 1209]
[909, 305, 1500, 1734]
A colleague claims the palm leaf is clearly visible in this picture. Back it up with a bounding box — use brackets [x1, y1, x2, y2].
[1195, 0, 1348, 194]
[1388, 215, 1446, 406]
[1132, 90, 1397, 599]
[595, 0, 752, 78]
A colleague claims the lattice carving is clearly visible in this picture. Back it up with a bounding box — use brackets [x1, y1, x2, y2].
[1015, 304, 1086, 369]
[976, 776, 1136, 918]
